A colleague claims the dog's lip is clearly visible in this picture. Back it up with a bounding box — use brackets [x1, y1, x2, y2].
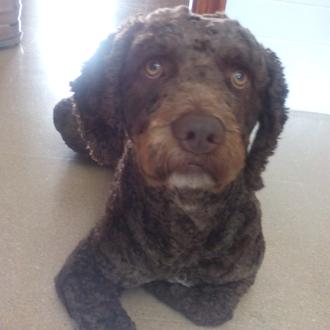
[173, 163, 213, 178]
[184, 163, 206, 174]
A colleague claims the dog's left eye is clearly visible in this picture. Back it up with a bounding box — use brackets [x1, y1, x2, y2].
[230, 70, 248, 89]
[144, 60, 163, 79]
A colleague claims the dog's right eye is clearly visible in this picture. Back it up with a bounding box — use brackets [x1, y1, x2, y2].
[144, 60, 163, 79]
[230, 70, 249, 89]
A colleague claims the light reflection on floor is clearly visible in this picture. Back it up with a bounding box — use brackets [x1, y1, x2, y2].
[35, 0, 118, 98]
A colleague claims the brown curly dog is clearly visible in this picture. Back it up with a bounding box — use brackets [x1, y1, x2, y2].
[53, 6, 288, 330]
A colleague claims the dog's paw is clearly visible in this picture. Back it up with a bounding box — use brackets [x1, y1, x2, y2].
[182, 305, 233, 327]
[72, 311, 137, 330]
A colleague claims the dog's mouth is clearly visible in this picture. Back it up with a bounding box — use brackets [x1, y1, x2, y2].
[168, 163, 216, 190]
[175, 163, 207, 175]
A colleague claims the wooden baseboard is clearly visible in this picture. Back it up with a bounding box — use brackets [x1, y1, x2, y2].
[191, 0, 226, 14]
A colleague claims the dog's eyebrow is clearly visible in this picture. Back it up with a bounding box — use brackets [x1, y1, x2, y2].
[125, 34, 179, 73]
[223, 51, 252, 68]
[216, 42, 257, 70]
[131, 40, 169, 58]
[131, 32, 180, 57]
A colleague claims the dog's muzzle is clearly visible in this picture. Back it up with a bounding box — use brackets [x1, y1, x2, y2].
[168, 113, 225, 190]
[171, 113, 225, 154]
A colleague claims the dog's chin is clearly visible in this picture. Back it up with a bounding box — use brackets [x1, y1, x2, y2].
[167, 165, 215, 191]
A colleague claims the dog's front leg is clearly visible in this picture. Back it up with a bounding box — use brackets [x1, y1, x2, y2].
[55, 238, 136, 330]
[144, 278, 254, 327]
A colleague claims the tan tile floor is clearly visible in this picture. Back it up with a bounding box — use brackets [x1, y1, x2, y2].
[0, 1, 329, 329]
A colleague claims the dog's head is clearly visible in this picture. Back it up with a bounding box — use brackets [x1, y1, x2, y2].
[72, 6, 288, 192]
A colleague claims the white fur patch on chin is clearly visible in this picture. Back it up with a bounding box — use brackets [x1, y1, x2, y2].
[168, 172, 214, 190]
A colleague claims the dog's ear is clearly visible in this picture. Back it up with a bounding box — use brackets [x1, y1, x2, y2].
[71, 20, 143, 166]
[244, 50, 288, 191]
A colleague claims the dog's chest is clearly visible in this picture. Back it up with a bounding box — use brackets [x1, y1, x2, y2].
[168, 276, 194, 287]
[172, 194, 218, 231]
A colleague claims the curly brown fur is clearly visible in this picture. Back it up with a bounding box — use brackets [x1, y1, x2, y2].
[54, 6, 287, 330]
[53, 98, 87, 154]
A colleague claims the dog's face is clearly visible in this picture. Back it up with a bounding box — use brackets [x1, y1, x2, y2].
[72, 6, 288, 192]
[121, 8, 270, 191]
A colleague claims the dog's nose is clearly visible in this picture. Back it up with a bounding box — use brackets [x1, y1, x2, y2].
[171, 113, 225, 154]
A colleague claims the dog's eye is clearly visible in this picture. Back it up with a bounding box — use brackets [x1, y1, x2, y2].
[230, 70, 248, 89]
[144, 60, 163, 79]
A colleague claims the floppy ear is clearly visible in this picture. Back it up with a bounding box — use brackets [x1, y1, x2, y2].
[71, 20, 143, 166]
[244, 50, 288, 191]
